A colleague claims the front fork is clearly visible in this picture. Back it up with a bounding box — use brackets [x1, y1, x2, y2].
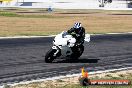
[52, 45, 61, 57]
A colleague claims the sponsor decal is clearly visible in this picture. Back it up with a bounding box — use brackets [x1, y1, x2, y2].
[78, 67, 131, 86]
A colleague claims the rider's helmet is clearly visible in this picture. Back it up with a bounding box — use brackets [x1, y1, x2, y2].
[73, 22, 82, 29]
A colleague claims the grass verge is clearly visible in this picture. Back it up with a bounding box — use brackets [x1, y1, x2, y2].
[8, 70, 132, 88]
[0, 11, 59, 18]
[0, 9, 132, 36]
[0, 12, 18, 17]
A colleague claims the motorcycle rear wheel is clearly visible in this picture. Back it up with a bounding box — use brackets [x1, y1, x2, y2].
[45, 49, 56, 63]
[71, 45, 84, 59]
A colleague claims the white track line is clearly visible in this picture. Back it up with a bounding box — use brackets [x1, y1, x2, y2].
[0, 66, 131, 87]
[0, 35, 55, 39]
[0, 32, 132, 39]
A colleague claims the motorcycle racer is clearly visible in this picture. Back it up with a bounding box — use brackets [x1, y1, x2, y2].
[67, 22, 85, 46]
[45, 23, 90, 62]
[45, 25, 90, 62]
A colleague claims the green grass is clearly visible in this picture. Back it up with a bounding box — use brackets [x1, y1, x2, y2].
[0, 11, 58, 18]
[0, 12, 19, 17]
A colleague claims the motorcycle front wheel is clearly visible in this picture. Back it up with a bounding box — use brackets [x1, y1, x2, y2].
[45, 49, 56, 63]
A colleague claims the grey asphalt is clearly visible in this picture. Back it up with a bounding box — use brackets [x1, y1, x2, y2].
[0, 34, 132, 85]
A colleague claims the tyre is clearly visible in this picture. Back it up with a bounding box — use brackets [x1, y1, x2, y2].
[45, 49, 56, 63]
[71, 45, 84, 59]
[77, 45, 84, 57]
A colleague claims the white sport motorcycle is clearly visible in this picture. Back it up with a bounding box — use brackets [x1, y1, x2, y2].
[45, 31, 90, 63]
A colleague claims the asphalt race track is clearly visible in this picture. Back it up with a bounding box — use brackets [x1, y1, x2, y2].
[0, 34, 132, 85]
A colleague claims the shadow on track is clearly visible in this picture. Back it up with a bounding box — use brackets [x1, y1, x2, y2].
[53, 58, 100, 63]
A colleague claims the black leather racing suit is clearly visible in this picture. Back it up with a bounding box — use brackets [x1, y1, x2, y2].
[67, 27, 85, 46]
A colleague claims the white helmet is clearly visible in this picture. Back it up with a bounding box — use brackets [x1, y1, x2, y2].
[73, 22, 82, 29]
